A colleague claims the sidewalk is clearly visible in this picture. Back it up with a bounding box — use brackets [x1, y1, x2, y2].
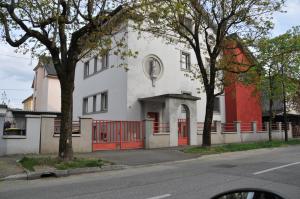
[77, 147, 201, 166]
[0, 155, 25, 178]
[0, 147, 200, 179]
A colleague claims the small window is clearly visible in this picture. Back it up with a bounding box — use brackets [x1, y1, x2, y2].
[83, 97, 88, 114]
[183, 17, 193, 32]
[181, 52, 191, 70]
[101, 92, 108, 111]
[84, 61, 89, 78]
[94, 57, 98, 73]
[213, 97, 220, 113]
[92, 95, 97, 112]
[101, 52, 109, 70]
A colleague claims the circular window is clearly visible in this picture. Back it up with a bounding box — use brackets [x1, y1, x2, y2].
[143, 55, 163, 81]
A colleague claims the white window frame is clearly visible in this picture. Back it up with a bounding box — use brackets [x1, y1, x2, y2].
[83, 97, 88, 114]
[84, 61, 89, 78]
[181, 51, 191, 71]
[100, 91, 108, 112]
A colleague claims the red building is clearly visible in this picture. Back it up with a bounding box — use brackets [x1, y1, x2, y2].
[224, 34, 262, 130]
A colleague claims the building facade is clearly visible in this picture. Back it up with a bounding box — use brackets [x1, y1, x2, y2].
[32, 57, 61, 112]
[73, 26, 226, 123]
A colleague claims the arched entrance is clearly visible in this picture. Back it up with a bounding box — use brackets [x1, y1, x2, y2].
[178, 104, 190, 146]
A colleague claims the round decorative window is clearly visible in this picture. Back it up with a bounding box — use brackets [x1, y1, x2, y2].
[143, 55, 163, 86]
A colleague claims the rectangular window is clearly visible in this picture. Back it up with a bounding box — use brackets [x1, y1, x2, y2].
[83, 97, 88, 114]
[94, 57, 98, 73]
[181, 52, 191, 70]
[213, 97, 220, 113]
[101, 52, 109, 70]
[92, 95, 97, 112]
[183, 17, 193, 32]
[84, 61, 89, 78]
[101, 92, 108, 111]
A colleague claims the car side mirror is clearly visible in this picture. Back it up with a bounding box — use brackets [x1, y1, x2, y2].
[211, 189, 285, 199]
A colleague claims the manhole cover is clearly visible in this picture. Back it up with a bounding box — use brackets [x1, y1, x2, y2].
[213, 164, 237, 168]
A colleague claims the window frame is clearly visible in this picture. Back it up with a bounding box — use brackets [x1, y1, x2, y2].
[82, 97, 89, 114]
[213, 97, 221, 114]
[101, 52, 109, 70]
[100, 91, 108, 112]
[180, 51, 191, 71]
[84, 61, 90, 78]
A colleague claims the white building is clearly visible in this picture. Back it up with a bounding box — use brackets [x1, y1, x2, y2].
[72, 25, 225, 147]
[32, 57, 61, 112]
[73, 26, 225, 122]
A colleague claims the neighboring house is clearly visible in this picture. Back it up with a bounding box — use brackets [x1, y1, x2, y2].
[22, 95, 33, 111]
[32, 57, 61, 112]
[224, 34, 263, 129]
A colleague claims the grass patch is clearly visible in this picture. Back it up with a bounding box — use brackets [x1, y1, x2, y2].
[19, 157, 105, 171]
[183, 139, 300, 154]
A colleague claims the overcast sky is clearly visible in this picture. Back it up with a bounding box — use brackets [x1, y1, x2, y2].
[0, 0, 300, 109]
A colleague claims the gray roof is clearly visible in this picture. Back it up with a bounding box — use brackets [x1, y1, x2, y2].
[139, 94, 200, 102]
[44, 62, 57, 76]
[34, 56, 57, 76]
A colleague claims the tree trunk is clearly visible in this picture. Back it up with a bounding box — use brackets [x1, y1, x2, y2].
[59, 78, 74, 161]
[202, 89, 214, 147]
[268, 98, 273, 141]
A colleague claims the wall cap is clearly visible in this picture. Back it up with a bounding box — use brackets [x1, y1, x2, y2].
[25, 114, 41, 118]
[2, 135, 27, 139]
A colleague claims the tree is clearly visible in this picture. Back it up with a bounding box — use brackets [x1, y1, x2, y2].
[0, 0, 139, 160]
[138, 0, 284, 146]
[257, 27, 300, 141]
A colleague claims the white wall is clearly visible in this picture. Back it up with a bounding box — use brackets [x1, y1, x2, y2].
[47, 77, 61, 112]
[126, 27, 225, 122]
[73, 28, 129, 120]
[0, 115, 41, 155]
[33, 67, 61, 112]
[72, 24, 226, 122]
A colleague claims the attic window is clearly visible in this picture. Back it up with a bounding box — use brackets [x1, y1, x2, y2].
[183, 17, 193, 32]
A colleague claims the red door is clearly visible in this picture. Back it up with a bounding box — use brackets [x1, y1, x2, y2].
[148, 112, 159, 133]
[178, 119, 188, 145]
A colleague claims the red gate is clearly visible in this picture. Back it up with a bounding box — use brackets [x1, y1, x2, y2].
[178, 119, 188, 145]
[92, 120, 145, 151]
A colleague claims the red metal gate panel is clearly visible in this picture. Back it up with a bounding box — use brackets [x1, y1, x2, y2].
[178, 119, 188, 145]
[92, 120, 145, 151]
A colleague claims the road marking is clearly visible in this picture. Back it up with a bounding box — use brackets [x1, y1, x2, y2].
[253, 161, 300, 175]
[145, 194, 172, 199]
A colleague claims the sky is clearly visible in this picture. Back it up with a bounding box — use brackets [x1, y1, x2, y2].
[0, 0, 300, 109]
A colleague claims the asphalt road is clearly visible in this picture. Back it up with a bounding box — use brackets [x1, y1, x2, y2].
[1, 146, 300, 199]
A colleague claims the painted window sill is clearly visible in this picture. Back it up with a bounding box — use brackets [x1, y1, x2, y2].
[153, 132, 170, 136]
[83, 110, 108, 115]
[2, 135, 27, 139]
[53, 134, 81, 137]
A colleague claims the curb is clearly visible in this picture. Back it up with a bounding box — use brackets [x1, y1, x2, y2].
[1, 164, 126, 181]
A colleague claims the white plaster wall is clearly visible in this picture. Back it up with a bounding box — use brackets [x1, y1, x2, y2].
[33, 67, 49, 111]
[47, 77, 61, 112]
[126, 26, 225, 122]
[1, 115, 41, 155]
[73, 29, 128, 120]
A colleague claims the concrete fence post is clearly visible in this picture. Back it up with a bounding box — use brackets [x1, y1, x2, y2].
[278, 122, 283, 140]
[144, 118, 154, 149]
[288, 122, 293, 139]
[252, 121, 257, 134]
[79, 117, 93, 153]
[265, 122, 269, 132]
[234, 121, 242, 142]
[216, 121, 222, 134]
[234, 121, 241, 134]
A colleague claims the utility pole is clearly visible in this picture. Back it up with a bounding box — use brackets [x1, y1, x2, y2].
[281, 64, 288, 141]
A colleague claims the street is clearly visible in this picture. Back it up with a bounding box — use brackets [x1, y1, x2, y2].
[1, 146, 300, 199]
